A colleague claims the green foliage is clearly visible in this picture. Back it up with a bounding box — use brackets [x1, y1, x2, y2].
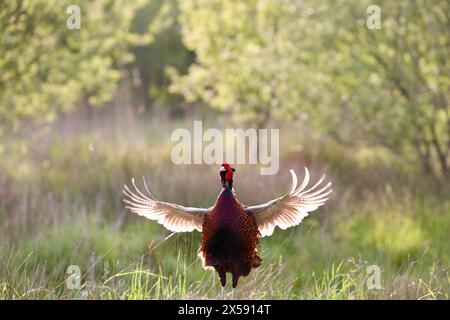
[0, 0, 144, 127]
[171, 0, 449, 178]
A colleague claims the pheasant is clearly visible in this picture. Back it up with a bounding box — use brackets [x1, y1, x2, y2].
[123, 163, 332, 299]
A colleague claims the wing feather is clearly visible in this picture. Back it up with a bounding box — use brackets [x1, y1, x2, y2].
[245, 168, 332, 237]
[123, 178, 208, 233]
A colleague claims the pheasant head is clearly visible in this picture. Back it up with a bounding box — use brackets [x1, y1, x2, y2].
[219, 163, 235, 189]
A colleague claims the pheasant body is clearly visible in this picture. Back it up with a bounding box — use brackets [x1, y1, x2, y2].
[199, 188, 261, 287]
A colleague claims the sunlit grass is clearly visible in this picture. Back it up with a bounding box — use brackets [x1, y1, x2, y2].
[0, 112, 448, 300]
[0, 194, 448, 300]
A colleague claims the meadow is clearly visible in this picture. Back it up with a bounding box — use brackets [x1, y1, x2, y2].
[1, 105, 448, 300]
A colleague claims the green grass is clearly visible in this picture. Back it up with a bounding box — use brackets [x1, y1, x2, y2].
[0, 111, 448, 299]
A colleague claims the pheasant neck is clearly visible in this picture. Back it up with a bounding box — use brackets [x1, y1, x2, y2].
[221, 185, 235, 194]
[213, 187, 242, 223]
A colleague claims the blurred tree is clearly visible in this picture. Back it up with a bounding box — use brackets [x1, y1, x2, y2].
[323, 0, 450, 182]
[0, 0, 145, 128]
[127, 0, 195, 115]
[171, 0, 449, 181]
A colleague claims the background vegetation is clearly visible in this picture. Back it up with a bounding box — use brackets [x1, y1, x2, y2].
[0, 0, 448, 299]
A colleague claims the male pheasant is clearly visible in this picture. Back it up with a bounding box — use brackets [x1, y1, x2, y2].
[123, 164, 332, 299]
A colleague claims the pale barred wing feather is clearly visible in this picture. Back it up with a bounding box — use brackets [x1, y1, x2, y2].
[245, 168, 332, 237]
[123, 178, 208, 233]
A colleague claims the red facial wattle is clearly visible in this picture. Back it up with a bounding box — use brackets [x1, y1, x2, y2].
[222, 163, 234, 181]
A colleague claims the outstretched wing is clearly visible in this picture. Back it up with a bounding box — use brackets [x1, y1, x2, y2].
[123, 178, 208, 233]
[245, 168, 332, 237]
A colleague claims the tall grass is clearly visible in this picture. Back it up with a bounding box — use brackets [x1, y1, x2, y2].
[0, 105, 448, 299]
